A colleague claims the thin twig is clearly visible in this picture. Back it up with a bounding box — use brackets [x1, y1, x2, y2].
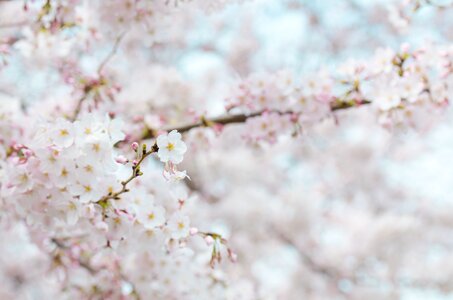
[97, 32, 126, 75]
[97, 143, 158, 204]
[425, 0, 453, 9]
[69, 93, 89, 122]
[275, 229, 358, 295]
[70, 33, 126, 121]
[51, 238, 98, 275]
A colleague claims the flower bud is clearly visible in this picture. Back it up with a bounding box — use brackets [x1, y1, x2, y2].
[230, 252, 238, 262]
[22, 149, 33, 158]
[115, 155, 128, 165]
[204, 235, 215, 246]
[131, 142, 139, 151]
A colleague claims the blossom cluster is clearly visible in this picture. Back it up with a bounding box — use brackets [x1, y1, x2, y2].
[1, 0, 453, 298]
[0, 113, 235, 298]
[224, 44, 452, 143]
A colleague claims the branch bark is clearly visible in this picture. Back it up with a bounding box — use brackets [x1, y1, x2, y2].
[142, 100, 371, 139]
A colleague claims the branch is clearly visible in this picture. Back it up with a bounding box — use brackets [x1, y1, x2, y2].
[97, 32, 126, 75]
[97, 143, 158, 204]
[70, 33, 126, 121]
[69, 93, 90, 122]
[276, 231, 343, 280]
[51, 238, 98, 275]
[274, 229, 358, 295]
[142, 100, 371, 139]
[424, 0, 453, 9]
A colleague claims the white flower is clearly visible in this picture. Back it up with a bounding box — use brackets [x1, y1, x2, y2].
[364, 75, 401, 111]
[136, 203, 166, 229]
[106, 116, 125, 143]
[51, 118, 75, 148]
[68, 177, 104, 203]
[50, 160, 77, 188]
[9, 165, 34, 193]
[75, 155, 103, 179]
[274, 69, 295, 96]
[163, 166, 190, 182]
[35, 147, 62, 174]
[167, 212, 190, 239]
[74, 115, 104, 143]
[156, 130, 187, 164]
[396, 74, 425, 103]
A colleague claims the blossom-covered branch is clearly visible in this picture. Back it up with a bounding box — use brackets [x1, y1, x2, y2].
[142, 99, 372, 140]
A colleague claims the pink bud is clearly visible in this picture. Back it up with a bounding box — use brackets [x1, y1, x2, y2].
[204, 235, 215, 246]
[189, 227, 198, 236]
[132, 159, 138, 166]
[230, 252, 238, 263]
[115, 155, 128, 165]
[131, 142, 139, 151]
[22, 149, 33, 158]
[212, 124, 224, 135]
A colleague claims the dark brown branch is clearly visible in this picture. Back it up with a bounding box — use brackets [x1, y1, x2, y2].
[97, 143, 158, 204]
[142, 100, 371, 139]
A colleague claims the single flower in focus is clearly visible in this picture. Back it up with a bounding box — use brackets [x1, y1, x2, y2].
[156, 130, 187, 164]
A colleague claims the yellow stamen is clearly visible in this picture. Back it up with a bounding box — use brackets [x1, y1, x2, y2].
[59, 129, 69, 136]
[178, 222, 185, 230]
[166, 143, 175, 151]
[19, 174, 28, 183]
[92, 143, 100, 153]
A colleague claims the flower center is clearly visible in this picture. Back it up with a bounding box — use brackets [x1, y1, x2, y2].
[19, 173, 29, 183]
[59, 129, 69, 137]
[92, 143, 101, 153]
[166, 143, 175, 151]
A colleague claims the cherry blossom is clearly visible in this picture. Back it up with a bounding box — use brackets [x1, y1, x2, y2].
[156, 130, 188, 164]
[0, 0, 453, 299]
